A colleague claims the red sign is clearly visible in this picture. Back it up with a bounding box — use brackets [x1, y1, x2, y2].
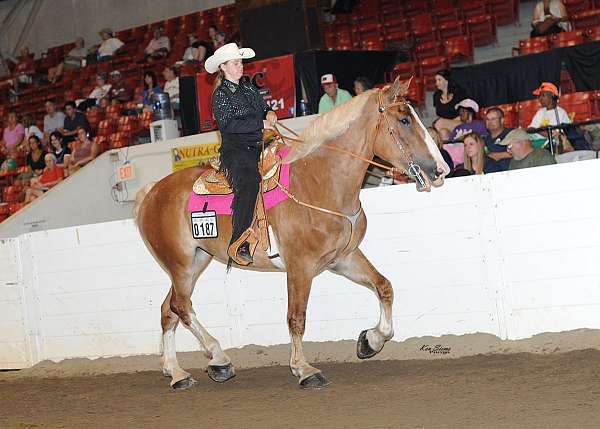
[196, 54, 296, 132]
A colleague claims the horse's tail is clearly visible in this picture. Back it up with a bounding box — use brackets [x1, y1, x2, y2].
[133, 182, 157, 224]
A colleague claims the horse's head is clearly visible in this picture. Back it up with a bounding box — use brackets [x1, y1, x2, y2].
[372, 77, 450, 192]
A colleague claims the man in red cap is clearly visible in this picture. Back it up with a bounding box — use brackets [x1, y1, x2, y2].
[529, 82, 573, 152]
[318, 73, 352, 114]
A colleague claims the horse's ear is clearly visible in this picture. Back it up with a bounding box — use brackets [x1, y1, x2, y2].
[387, 76, 412, 101]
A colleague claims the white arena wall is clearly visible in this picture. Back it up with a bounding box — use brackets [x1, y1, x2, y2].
[2, 158, 600, 369]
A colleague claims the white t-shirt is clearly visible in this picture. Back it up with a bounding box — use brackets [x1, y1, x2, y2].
[529, 106, 571, 128]
[88, 84, 112, 100]
[98, 38, 124, 57]
[25, 125, 43, 140]
[164, 78, 180, 104]
[532, 0, 571, 32]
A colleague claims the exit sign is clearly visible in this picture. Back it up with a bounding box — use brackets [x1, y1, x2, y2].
[118, 163, 135, 182]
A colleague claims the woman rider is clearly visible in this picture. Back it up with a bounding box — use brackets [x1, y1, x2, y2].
[205, 43, 277, 265]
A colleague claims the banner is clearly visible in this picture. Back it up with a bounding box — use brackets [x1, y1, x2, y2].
[196, 54, 296, 132]
[171, 142, 221, 172]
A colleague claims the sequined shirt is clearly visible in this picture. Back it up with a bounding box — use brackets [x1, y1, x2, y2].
[212, 78, 270, 146]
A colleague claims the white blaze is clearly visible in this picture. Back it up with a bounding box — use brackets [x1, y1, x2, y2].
[407, 104, 451, 177]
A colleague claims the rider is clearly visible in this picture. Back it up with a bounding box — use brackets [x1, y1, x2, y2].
[205, 43, 278, 265]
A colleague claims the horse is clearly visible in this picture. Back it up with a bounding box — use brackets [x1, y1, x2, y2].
[134, 77, 450, 390]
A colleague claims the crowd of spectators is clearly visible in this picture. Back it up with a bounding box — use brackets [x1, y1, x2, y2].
[0, 19, 237, 211]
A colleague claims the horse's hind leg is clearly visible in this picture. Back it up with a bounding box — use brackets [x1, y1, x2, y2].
[167, 249, 235, 388]
[330, 249, 394, 359]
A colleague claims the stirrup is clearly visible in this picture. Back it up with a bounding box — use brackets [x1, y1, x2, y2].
[236, 242, 253, 264]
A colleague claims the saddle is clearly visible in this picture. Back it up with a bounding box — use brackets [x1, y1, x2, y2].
[192, 139, 285, 266]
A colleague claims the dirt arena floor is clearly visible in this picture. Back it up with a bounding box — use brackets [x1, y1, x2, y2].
[2, 333, 600, 429]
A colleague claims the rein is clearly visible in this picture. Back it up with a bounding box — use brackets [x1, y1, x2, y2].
[268, 88, 423, 219]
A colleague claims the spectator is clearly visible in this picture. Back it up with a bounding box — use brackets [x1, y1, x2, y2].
[48, 131, 71, 166]
[213, 31, 226, 50]
[2, 110, 25, 152]
[24, 153, 64, 203]
[162, 66, 180, 109]
[460, 132, 500, 174]
[22, 114, 43, 141]
[47, 37, 87, 83]
[427, 127, 454, 172]
[0, 146, 18, 172]
[531, 0, 570, 38]
[318, 73, 353, 114]
[500, 128, 557, 170]
[43, 99, 66, 137]
[78, 74, 112, 111]
[140, 70, 161, 112]
[208, 26, 219, 46]
[58, 101, 91, 143]
[96, 28, 124, 61]
[108, 70, 132, 103]
[529, 82, 574, 152]
[99, 96, 111, 109]
[353, 76, 373, 95]
[65, 127, 99, 176]
[182, 33, 212, 64]
[14, 47, 35, 86]
[432, 69, 467, 138]
[484, 107, 513, 171]
[25, 135, 48, 176]
[145, 27, 171, 61]
[449, 99, 487, 141]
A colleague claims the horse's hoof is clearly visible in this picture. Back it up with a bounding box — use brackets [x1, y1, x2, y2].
[207, 363, 236, 383]
[171, 376, 197, 390]
[299, 373, 331, 389]
[357, 330, 378, 359]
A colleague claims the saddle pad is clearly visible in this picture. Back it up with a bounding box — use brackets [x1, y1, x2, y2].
[187, 149, 291, 215]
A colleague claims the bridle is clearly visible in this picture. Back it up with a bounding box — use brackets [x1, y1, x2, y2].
[270, 87, 430, 218]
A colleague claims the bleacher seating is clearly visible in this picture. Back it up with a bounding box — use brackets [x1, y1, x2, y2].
[0, 3, 239, 222]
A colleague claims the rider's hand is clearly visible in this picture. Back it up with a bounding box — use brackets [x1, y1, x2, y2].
[266, 111, 278, 127]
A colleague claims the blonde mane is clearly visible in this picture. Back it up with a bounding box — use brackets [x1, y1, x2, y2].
[285, 88, 377, 163]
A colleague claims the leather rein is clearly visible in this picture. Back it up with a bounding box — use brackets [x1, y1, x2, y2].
[269, 89, 429, 219]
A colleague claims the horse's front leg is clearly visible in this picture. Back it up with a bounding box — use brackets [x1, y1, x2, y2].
[286, 268, 331, 389]
[330, 249, 394, 359]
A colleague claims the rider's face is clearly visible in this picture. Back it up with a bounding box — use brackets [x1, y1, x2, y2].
[221, 59, 243, 82]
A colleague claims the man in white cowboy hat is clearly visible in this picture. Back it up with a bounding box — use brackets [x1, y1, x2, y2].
[449, 98, 487, 141]
[206, 43, 278, 266]
[318, 73, 352, 114]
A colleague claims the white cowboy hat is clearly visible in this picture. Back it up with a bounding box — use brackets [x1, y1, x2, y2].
[205, 43, 256, 74]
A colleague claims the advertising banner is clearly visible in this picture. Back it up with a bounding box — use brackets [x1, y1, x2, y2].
[171, 142, 221, 172]
[196, 54, 296, 132]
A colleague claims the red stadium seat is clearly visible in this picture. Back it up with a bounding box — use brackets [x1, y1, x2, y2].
[413, 41, 444, 61]
[410, 13, 437, 43]
[571, 10, 600, 29]
[459, 0, 492, 19]
[403, 0, 431, 17]
[404, 77, 426, 109]
[551, 30, 586, 48]
[444, 36, 474, 64]
[434, 5, 462, 24]
[517, 100, 541, 128]
[515, 36, 551, 56]
[438, 21, 468, 40]
[563, 0, 593, 16]
[489, 0, 519, 26]
[587, 26, 600, 41]
[466, 15, 497, 47]
[385, 61, 419, 83]
[560, 69, 577, 94]
[560, 91, 595, 122]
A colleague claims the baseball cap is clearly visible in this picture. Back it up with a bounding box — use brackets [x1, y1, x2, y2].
[498, 128, 531, 146]
[532, 82, 559, 96]
[455, 98, 479, 113]
[321, 74, 337, 85]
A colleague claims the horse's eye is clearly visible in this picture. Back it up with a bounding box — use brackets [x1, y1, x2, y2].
[400, 117, 411, 126]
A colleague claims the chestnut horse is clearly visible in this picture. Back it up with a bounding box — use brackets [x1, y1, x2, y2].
[134, 78, 449, 390]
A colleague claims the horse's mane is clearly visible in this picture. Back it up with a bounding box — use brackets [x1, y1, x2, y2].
[285, 88, 377, 163]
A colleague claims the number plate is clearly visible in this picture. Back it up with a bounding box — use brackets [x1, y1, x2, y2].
[191, 211, 218, 239]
